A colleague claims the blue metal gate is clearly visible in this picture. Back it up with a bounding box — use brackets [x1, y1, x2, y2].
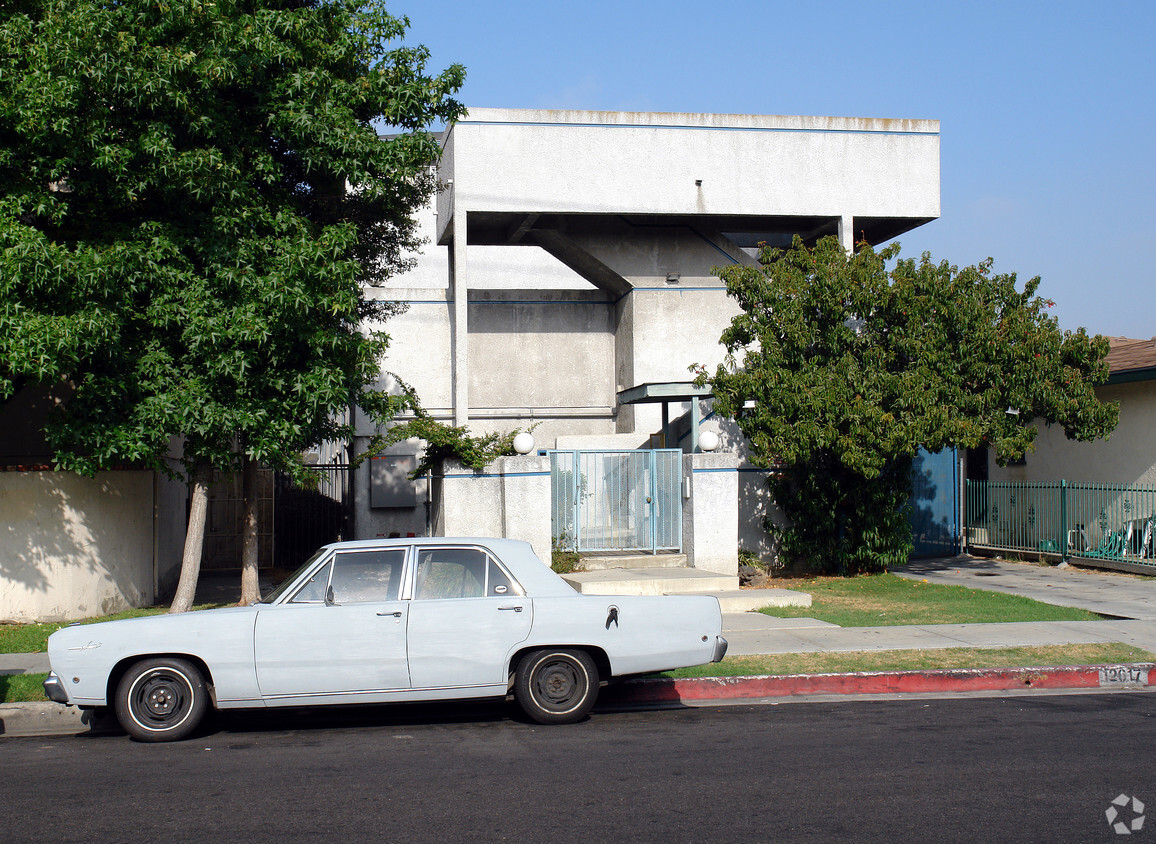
[909, 447, 960, 557]
[550, 450, 683, 553]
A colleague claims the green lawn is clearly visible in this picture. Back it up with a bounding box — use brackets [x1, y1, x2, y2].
[0, 603, 226, 654]
[758, 572, 1103, 626]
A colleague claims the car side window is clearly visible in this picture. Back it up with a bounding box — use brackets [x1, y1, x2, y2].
[289, 561, 332, 603]
[413, 548, 488, 599]
[487, 560, 516, 596]
[328, 549, 405, 604]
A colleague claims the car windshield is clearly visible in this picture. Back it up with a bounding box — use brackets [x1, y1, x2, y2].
[258, 549, 328, 604]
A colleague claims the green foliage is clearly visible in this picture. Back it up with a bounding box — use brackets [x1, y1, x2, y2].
[551, 532, 582, 574]
[380, 413, 537, 475]
[0, 0, 465, 483]
[704, 236, 1119, 574]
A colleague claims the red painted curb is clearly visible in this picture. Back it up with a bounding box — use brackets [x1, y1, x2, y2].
[602, 663, 1156, 706]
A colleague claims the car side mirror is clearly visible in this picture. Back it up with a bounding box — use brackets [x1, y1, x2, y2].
[325, 585, 335, 607]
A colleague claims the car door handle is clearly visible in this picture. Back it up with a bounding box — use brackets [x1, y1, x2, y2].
[498, 606, 523, 612]
[377, 610, 403, 618]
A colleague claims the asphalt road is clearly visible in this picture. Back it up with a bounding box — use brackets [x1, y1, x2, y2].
[3, 693, 1153, 843]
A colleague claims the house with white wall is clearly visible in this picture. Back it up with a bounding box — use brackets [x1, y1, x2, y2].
[983, 337, 1156, 487]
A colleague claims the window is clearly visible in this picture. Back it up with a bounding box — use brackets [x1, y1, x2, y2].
[414, 548, 486, 599]
[289, 561, 332, 603]
[327, 549, 405, 604]
[412, 548, 523, 599]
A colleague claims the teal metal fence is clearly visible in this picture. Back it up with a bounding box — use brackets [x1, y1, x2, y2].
[550, 450, 683, 554]
[965, 480, 1156, 570]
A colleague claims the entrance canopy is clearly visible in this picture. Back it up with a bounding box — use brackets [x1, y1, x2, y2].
[617, 382, 713, 453]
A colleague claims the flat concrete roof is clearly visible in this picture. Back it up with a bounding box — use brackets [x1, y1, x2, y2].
[438, 107, 941, 248]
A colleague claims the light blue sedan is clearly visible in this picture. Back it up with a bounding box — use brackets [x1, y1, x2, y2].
[44, 538, 727, 741]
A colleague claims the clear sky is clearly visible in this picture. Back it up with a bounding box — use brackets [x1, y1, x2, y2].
[392, 0, 1154, 340]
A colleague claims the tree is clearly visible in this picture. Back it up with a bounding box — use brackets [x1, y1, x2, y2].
[0, 0, 464, 608]
[701, 236, 1119, 574]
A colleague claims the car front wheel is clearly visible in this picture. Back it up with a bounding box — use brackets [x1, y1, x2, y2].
[514, 648, 599, 725]
[114, 658, 208, 742]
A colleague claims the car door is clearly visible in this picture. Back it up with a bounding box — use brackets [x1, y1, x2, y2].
[406, 546, 532, 691]
[253, 547, 410, 698]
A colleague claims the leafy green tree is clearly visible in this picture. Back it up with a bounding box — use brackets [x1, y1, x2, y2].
[0, 0, 464, 608]
[702, 236, 1118, 573]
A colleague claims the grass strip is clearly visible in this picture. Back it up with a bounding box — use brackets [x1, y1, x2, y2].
[1, 673, 50, 703]
[0, 603, 227, 655]
[757, 572, 1103, 626]
[659, 643, 1156, 678]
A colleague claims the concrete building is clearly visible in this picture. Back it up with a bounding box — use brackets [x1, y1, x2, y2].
[355, 108, 942, 567]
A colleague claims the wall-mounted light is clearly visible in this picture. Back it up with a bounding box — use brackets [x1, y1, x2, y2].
[695, 179, 703, 187]
[699, 431, 719, 452]
[666, 272, 680, 285]
[513, 432, 535, 454]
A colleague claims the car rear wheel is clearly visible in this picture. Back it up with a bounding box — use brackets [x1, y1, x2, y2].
[114, 658, 207, 742]
[514, 648, 599, 724]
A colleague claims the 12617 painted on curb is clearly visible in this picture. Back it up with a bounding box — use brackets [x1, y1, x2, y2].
[1099, 666, 1150, 686]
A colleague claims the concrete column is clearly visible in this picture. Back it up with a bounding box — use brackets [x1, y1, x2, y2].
[434, 456, 553, 564]
[681, 452, 739, 576]
[838, 214, 855, 252]
[451, 212, 469, 427]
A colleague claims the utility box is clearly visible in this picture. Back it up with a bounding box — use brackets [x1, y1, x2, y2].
[370, 455, 418, 509]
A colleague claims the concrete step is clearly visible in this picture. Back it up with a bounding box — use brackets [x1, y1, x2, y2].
[684, 589, 812, 613]
[562, 567, 739, 596]
[577, 553, 688, 571]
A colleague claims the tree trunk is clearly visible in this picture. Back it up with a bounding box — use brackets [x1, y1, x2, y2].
[240, 454, 261, 605]
[170, 462, 211, 613]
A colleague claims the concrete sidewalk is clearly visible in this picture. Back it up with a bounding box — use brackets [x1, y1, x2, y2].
[895, 555, 1156, 620]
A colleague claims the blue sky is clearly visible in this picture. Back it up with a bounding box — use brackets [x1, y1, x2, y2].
[393, 0, 1154, 340]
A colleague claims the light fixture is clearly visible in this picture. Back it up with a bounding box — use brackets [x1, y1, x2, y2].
[666, 272, 680, 284]
[698, 431, 719, 452]
[513, 432, 535, 454]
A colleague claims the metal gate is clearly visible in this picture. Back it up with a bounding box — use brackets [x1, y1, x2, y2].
[909, 447, 960, 557]
[550, 450, 683, 553]
[200, 464, 351, 571]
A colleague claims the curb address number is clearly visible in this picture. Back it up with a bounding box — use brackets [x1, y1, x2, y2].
[1098, 665, 1149, 686]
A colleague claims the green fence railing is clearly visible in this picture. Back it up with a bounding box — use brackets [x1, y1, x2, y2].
[965, 480, 1156, 570]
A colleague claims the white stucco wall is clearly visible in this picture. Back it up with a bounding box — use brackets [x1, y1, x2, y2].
[0, 470, 179, 623]
[987, 380, 1156, 487]
[439, 109, 940, 242]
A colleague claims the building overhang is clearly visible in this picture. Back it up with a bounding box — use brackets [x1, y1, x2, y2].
[617, 382, 714, 452]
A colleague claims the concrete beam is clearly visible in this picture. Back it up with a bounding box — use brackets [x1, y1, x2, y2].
[525, 228, 632, 296]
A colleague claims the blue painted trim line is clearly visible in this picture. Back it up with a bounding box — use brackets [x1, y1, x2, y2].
[392, 288, 728, 307]
[692, 466, 778, 474]
[442, 471, 551, 479]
